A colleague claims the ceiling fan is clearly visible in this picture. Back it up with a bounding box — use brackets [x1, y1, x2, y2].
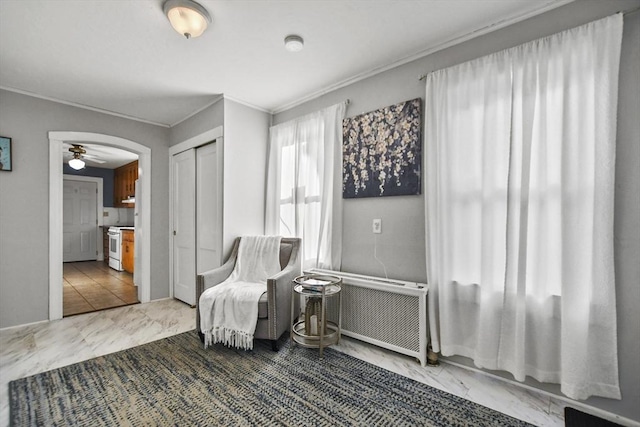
[64, 144, 106, 169]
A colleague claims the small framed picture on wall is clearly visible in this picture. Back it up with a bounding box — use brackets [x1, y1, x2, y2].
[0, 136, 12, 171]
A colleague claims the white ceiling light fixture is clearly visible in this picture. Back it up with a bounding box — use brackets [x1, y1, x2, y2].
[163, 0, 211, 39]
[284, 35, 304, 52]
[68, 144, 86, 170]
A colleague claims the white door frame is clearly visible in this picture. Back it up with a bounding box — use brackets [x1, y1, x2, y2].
[49, 131, 151, 320]
[63, 174, 104, 261]
[169, 126, 223, 299]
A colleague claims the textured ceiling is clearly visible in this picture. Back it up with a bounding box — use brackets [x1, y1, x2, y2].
[0, 0, 572, 127]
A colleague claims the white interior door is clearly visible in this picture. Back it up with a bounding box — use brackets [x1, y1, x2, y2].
[63, 180, 98, 262]
[197, 143, 221, 274]
[173, 149, 196, 305]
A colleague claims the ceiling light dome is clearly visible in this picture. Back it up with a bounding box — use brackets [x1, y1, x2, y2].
[284, 35, 304, 52]
[163, 0, 212, 39]
[69, 157, 85, 170]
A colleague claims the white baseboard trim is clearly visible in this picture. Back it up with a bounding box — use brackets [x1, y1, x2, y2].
[441, 358, 640, 427]
[0, 318, 49, 332]
[0, 298, 188, 331]
[146, 297, 174, 302]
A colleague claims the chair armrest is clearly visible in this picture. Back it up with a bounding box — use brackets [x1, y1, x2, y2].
[269, 263, 300, 284]
[196, 238, 240, 299]
[265, 238, 302, 339]
[197, 260, 234, 293]
[265, 265, 301, 339]
[268, 237, 302, 294]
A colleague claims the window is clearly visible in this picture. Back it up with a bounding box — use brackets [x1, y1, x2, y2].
[266, 103, 346, 269]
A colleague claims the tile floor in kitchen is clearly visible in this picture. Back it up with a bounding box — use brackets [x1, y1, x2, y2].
[63, 261, 139, 316]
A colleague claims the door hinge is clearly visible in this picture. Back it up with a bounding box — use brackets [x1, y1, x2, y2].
[173, 230, 177, 236]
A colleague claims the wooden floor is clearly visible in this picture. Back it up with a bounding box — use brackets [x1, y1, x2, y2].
[63, 261, 139, 317]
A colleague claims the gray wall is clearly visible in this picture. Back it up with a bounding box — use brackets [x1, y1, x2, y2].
[222, 99, 269, 256]
[0, 89, 171, 325]
[273, 0, 640, 422]
[169, 97, 224, 147]
[274, 60, 428, 283]
[169, 98, 269, 259]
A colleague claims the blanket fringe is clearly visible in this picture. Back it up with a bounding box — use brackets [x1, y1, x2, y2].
[203, 328, 254, 351]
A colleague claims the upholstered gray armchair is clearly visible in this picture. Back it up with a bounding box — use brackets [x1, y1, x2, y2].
[196, 237, 301, 351]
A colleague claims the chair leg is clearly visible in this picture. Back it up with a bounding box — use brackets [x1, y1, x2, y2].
[271, 340, 279, 351]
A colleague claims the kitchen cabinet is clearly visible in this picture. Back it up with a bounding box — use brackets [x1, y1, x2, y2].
[114, 160, 138, 208]
[122, 230, 135, 273]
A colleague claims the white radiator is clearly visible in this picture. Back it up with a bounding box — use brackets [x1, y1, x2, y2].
[306, 268, 429, 366]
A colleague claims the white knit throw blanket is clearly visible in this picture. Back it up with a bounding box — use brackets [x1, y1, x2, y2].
[199, 236, 282, 350]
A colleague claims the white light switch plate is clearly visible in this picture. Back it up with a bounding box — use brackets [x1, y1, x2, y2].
[373, 219, 382, 234]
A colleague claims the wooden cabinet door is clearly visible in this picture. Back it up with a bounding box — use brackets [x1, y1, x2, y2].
[113, 171, 122, 207]
[114, 160, 138, 208]
[122, 230, 134, 273]
[129, 161, 138, 205]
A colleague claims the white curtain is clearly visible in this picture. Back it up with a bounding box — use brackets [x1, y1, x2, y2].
[425, 14, 623, 400]
[266, 103, 346, 270]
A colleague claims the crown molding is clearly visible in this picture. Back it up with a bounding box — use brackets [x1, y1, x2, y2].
[169, 94, 224, 127]
[222, 94, 272, 114]
[1, 0, 576, 124]
[0, 86, 172, 128]
[271, 0, 575, 115]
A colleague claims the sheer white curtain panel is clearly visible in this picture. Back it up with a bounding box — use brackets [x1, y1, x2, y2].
[266, 103, 346, 270]
[425, 14, 623, 400]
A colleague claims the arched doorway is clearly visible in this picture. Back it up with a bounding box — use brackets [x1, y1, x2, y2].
[49, 132, 151, 320]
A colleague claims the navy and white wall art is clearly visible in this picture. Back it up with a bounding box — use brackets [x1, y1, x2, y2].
[342, 98, 421, 198]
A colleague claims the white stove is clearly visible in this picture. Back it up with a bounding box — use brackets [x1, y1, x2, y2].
[107, 226, 134, 271]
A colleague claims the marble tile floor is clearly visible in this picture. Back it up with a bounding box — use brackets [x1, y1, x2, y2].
[1, 298, 570, 427]
[0, 298, 194, 426]
[63, 261, 139, 316]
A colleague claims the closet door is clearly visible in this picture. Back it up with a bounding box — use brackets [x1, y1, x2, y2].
[172, 142, 221, 306]
[196, 143, 221, 274]
[172, 149, 196, 305]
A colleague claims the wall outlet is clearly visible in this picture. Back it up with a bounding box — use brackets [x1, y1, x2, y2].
[373, 218, 382, 234]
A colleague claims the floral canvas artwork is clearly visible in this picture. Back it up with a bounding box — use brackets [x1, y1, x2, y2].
[343, 98, 422, 198]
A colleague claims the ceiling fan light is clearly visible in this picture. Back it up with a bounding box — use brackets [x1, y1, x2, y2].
[69, 157, 85, 170]
[164, 0, 211, 39]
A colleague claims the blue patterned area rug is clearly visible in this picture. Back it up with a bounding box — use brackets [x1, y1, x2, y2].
[10, 331, 533, 426]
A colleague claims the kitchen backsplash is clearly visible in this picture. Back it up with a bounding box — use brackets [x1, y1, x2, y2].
[103, 208, 135, 226]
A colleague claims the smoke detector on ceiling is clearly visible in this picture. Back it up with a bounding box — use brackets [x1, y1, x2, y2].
[284, 35, 304, 52]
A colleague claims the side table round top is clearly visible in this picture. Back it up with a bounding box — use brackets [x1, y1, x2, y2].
[293, 274, 342, 296]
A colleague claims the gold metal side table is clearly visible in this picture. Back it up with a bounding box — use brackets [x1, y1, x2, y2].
[290, 274, 342, 358]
